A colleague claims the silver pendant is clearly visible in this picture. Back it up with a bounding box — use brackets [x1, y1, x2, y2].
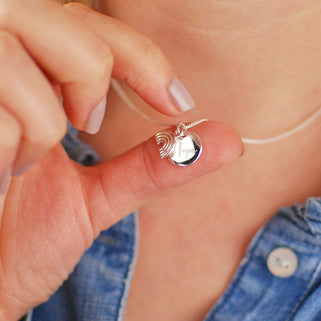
[155, 119, 207, 166]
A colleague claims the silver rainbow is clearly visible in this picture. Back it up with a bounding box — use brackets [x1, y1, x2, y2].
[155, 130, 175, 158]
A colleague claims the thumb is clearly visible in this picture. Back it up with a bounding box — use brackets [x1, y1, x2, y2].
[79, 121, 244, 235]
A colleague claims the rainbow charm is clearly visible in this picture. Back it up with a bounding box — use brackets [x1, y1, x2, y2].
[155, 131, 175, 158]
[155, 120, 207, 166]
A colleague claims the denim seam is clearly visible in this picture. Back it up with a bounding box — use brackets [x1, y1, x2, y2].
[278, 211, 314, 236]
[278, 211, 321, 240]
[26, 309, 33, 321]
[263, 215, 321, 250]
[287, 258, 321, 320]
[116, 210, 140, 321]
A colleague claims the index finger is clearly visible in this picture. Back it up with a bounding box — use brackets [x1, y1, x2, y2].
[64, 2, 196, 114]
[1, 1, 194, 131]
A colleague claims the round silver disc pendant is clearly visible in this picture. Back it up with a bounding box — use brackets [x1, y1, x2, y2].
[155, 120, 207, 167]
[168, 132, 202, 166]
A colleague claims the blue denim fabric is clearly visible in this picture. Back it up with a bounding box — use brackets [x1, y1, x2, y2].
[60, 122, 100, 166]
[31, 213, 138, 321]
[30, 127, 321, 321]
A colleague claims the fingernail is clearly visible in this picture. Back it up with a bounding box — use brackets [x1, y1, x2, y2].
[86, 97, 107, 134]
[0, 169, 12, 194]
[13, 164, 33, 177]
[168, 77, 195, 112]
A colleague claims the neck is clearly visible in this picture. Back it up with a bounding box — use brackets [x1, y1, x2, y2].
[99, 0, 321, 139]
[81, 0, 321, 235]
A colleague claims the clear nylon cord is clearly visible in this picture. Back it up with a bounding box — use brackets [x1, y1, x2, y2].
[110, 79, 321, 145]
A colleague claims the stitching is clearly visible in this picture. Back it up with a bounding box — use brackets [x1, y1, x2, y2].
[116, 211, 140, 321]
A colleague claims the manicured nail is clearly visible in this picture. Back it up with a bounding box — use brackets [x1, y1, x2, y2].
[168, 77, 195, 112]
[0, 169, 12, 194]
[86, 97, 107, 134]
[13, 164, 33, 177]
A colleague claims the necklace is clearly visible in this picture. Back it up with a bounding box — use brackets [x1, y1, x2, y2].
[110, 79, 321, 145]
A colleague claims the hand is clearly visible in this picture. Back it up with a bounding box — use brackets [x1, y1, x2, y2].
[0, 2, 244, 320]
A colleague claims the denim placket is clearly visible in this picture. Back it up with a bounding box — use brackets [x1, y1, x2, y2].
[203, 197, 321, 321]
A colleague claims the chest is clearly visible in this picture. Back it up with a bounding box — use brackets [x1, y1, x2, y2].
[122, 211, 248, 321]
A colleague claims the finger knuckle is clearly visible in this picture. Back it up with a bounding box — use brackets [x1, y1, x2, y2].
[63, 1, 87, 15]
[63, 1, 80, 11]
[0, 0, 11, 25]
[0, 31, 21, 63]
[63, 2, 114, 81]
[29, 117, 67, 151]
[0, 110, 21, 149]
[44, 119, 68, 148]
[141, 38, 163, 62]
[90, 42, 114, 80]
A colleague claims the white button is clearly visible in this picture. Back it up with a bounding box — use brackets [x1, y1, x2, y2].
[266, 247, 298, 278]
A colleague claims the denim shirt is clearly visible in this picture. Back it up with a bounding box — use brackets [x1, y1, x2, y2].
[28, 125, 321, 321]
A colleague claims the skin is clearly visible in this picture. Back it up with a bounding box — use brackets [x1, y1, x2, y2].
[80, 1, 321, 321]
[0, 1, 241, 320]
[0, 0, 320, 320]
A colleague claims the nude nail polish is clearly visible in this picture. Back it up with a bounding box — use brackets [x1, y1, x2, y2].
[13, 164, 33, 177]
[169, 77, 195, 112]
[0, 169, 12, 194]
[86, 97, 107, 134]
